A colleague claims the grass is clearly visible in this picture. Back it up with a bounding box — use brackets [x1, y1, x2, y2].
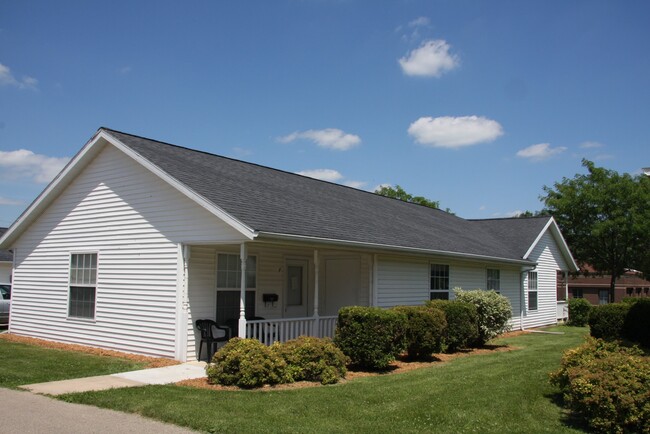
[0, 339, 147, 389]
[57, 326, 589, 434]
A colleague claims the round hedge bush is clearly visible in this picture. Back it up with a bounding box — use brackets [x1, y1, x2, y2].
[274, 336, 349, 385]
[334, 306, 406, 370]
[206, 338, 289, 388]
[588, 303, 630, 341]
[623, 298, 650, 347]
[392, 305, 446, 360]
[426, 299, 479, 352]
[454, 289, 512, 346]
[568, 298, 592, 327]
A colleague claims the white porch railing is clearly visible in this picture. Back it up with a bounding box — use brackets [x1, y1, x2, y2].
[557, 301, 569, 322]
[246, 316, 338, 346]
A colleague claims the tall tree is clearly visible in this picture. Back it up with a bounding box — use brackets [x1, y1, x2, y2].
[541, 159, 650, 301]
[375, 185, 440, 209]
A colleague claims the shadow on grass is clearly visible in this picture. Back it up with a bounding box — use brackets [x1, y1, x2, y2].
[545, 391, 590, 433]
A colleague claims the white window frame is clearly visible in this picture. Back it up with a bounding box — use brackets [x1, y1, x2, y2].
[67, 252, 98, 320]
[486, 268, 500, 292]
[430, 264, 450, 300]
[527, 271, 538, 311]
[215, 252, 257, 290]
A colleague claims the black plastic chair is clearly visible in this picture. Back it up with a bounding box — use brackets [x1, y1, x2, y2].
[195, 319, 230, 362]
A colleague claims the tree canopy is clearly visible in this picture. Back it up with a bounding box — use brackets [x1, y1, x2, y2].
[374, 185, 440, 210]
[541, 159, 650, 297]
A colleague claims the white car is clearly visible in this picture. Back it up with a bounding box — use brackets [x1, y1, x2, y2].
[0, 284, 10, 326]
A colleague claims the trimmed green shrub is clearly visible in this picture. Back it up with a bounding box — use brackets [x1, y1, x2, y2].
[550, 338, 650, 434]
[623, 298, 650, 347]
[274, 336, 349, 385]
[206, 338, 289, 388]
[588, 303, 630, 341]
[426, 299, 479, 352]
[392, 305, 446, 359]
[334, 306, 407, 370]
[567, 298, 592, 327]
[454, 289, 512, 346]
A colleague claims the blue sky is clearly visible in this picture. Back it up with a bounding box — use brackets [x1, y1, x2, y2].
[1, 1, 649, 227]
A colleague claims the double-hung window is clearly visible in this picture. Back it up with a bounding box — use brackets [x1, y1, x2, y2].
[527, 271, 538, 311]
[68, 253, 97, 319]
[216, 254, 257, 333]
[430, 264, 450, 300]
[487, 269, 500, 292]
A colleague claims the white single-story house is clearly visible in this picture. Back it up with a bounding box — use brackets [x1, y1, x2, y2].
[0, 128, 578, 361]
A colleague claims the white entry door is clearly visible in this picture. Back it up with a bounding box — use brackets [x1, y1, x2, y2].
[285, 259, 308, 317]
[324, 257, 360, 316]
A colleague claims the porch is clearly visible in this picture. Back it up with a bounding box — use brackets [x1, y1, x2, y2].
[185, 241, 373, 360]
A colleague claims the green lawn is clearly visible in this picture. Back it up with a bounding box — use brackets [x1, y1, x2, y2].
[57, 326, 589, 434]
[0, 339, 147, 389]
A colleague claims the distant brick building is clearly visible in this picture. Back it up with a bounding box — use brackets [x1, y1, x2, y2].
[567, 265, 650, 305]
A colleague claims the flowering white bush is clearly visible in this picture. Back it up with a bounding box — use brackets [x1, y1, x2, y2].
[454, 288, 511, 345]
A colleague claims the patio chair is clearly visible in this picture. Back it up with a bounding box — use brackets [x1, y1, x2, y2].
[195, 319, 230, 362]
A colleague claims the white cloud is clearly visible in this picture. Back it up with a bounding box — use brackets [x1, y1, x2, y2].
[408, 115, 503, 149]
[0, 63, 38, 90]
[516, 143, 567, 161]
[118, 66, 132, 75]
[344, 180, 367, 189]
[296, 169, 344, 182]
[408, 16, 430, 28]
[373, 183, 392, 192]
[278, 128, 361, 151]
[398, 39, 459, 77]
[0, 149, 70, 183]
[580, 141, 604, 149]
[0, 196, 23, 206]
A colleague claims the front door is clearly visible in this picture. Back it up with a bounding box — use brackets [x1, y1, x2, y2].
[285, 259, 308, 317]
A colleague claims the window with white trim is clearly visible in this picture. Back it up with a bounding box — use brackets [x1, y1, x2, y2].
[487, 269, 500, 292]
[430, 264, 450, 300]
[68, 253, 97, 319]
[216, 254, 256, 289]
[527, 271, 538, 311]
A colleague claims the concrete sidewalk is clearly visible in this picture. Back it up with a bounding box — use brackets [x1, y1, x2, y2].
[0, 388, 198, 434]
[21, 361, 207, 396]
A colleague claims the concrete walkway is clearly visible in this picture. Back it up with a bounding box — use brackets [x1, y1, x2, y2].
[21, 361, 207, 396]
[0, 388, 198, 433]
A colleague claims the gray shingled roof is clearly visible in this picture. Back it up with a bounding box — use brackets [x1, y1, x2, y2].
[0, 228, 12, 262]
[105, 128, 548, 263]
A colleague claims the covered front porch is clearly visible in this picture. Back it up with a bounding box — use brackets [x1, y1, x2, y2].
[184, 241, 373, 360]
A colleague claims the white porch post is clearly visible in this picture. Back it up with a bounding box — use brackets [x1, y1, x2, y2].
[175, 244, 189, 361]
[313, 249, 320, 336]
[238, 243, 247, 338]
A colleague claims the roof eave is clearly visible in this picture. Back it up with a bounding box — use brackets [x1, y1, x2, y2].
[523, 217, 579, 272]
[101, 130, 256, 240]
[0, 128, 106, 249]
[256, 231, 537, 267]
[0, 129, 257, 249]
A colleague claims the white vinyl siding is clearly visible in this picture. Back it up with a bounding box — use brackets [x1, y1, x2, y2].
[10, 144, 246, 358]
[523, 230, 569, 328]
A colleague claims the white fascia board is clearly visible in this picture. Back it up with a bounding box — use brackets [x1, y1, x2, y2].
[523, 217, 579, 272]
[257, 231, 537, 267]
[101, 131, 256, 240]
[0, 129, 107, 249]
